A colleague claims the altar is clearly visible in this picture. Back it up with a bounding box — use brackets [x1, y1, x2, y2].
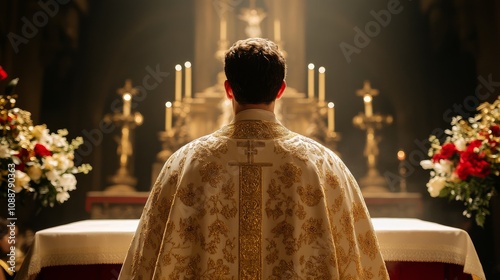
[15, 218, 485, 280]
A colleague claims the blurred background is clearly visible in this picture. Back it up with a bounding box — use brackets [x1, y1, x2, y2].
[1, 0, 499, 278]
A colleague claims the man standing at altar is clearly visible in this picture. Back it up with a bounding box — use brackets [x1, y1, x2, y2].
[119, 38, 389, 279]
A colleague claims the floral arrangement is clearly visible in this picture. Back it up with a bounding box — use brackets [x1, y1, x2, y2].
[0, 66, 92, 208]
[421, 96, 500, 227]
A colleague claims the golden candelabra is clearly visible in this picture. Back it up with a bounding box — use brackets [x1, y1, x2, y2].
[353, 81, 393, 193]
[104, 79, 143, 192]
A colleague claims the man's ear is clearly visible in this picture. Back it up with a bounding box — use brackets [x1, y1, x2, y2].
[224, 80, 234, 100]
[276, 81, 286, 100]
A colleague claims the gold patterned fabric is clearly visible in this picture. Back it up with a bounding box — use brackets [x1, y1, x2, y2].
[119, 109, 389, 280]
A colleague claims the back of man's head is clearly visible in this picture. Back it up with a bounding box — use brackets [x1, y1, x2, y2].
[224, 38, 287, 105]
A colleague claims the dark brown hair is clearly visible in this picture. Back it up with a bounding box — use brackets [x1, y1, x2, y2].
[224, 38, 286, 104]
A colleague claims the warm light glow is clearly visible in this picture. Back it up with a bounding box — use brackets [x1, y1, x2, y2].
[308, 63, 315, 70]
[319, 66, 325, 73]
[175, 64, 182, 71]
[397, 150, 406, 161]
[328, 102, 334, 108]
[363, 95, 372, 103]
[123, 93, 131, 101]
[165, 101, 172, 108]
[184, 61, 191, 68]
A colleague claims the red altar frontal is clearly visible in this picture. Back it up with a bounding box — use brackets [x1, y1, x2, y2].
[16, 219, 485, 280]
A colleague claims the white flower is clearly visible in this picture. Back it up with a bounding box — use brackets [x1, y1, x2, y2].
[454, 138, 466, 151]
[45, 169, 59, 185]
[14, 170, 31, 193]
[0, 143, 10, 158]
[31, 125, 46, 140]
[26, 165, 43, 181]
[426, 176, 447, 197]
[60, 173, 77, 191]
[51, 133, 68, 149]
[53, 153, 74, 170]
[434, 159, 453, 176]
[56, 191, 70, 203]
[42, 156, 59, 171]
[420, 160, 434, 170]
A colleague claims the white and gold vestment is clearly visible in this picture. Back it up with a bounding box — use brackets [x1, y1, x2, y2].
[119, 109, 389, 279]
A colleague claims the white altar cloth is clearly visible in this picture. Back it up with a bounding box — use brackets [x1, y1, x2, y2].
[17, 218, 485, 280]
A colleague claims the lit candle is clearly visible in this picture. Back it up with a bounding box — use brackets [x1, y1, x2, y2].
[175, 64, 182, 102]
[184, 61, 192, 99]
[318, 66, 326, 103]
[165, 101, 172, 131]
[363, 94, 373, 117]
[274, 19, 281, 42]
[123, 93, 131, 117]
[328, 102, 335, 132]
[308, 63, 314, 100]
[220, 17, 227, 41]
[397, 150, 406, 161]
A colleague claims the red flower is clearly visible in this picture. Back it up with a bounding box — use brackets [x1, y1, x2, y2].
[491, 124, 500, 137]
[455, 143, 490, 180]
[0, 66, 7, 81]
[34, 143, 52, 157]
[432, 143, 458, 162]
[14, 148, 33, 171]
[466, 140, 483, 152]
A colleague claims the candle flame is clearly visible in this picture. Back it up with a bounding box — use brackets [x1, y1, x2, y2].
[328, 102, 334, 108]
[397, 150, 406, 161]
[184, 61, 191, 68]
[363, 95, 372, 102]
[123, 93, 132, 101]
[319, 67, 326, 73]
[175, 64, 182, 71]
[308, 63, 315, 70]
[165, 101, 172, 108]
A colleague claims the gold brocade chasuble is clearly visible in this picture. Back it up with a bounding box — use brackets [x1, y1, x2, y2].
[119, 109, 389, 280]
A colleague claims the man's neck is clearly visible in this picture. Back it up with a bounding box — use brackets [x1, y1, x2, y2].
[233, 101, 275, 115]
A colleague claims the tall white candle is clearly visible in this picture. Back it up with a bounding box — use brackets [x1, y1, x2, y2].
[184, 61, 192, 99]
[165, 101, 172, 131]
[328, 102, 335, 132]
[123, 93, 131, 117]
[274, 19, 281, 42]
[318, 66, 326, 103]
[363, 95, 373, 117]
[308, 63, 314, 100]
[175, 64, 182, 102]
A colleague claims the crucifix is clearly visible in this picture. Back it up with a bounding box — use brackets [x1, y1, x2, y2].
[104, 79, 143, 192]
[353, 81, 393, 193]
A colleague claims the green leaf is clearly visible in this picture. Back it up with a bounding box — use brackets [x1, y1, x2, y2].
[5, 78, 19, 95]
